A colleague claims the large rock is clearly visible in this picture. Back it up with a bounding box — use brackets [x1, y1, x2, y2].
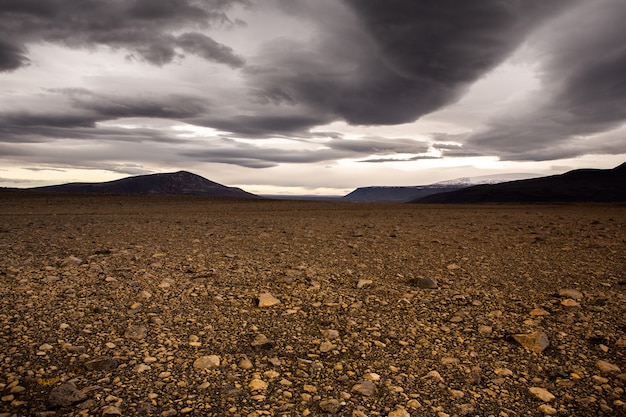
[48, 383, 87, 408]
[558, 288, 583, 300]
[529, 387, 555, 402]
[257, 292, 281, 307]
[512, 331, 549, 354]
[101, 405, 122, 416]
[84, 356, 119, 372]
[251, 333, 273, 349]
[352, 380, 376, 397]
[319, 399, 343, 414]
[411, 277, 438, 289]
[193, 355, 221, 370]
[124, 324, 148, 340]
[388, 409, 410, 417]
[596, 360, 621, 374]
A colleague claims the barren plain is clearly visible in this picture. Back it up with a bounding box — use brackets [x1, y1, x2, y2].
[0, 192, 625, 416]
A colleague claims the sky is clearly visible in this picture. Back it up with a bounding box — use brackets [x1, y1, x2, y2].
[1, 0, 625, 195]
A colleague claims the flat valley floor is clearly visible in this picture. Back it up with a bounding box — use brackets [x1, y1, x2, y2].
[0, 192, 625, 416]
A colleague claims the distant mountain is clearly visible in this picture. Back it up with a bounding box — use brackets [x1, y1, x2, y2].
[32, 171, 259, 199]
[342, 173, 539, 203]
[413, 163, 626, 203]
[432, 173, 541, 187]
[343, 185, 463, 203]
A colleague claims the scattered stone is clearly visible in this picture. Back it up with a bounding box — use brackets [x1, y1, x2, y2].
[529, 308, 550, 316]
[249, 378, 268, 391]
[303, 384, 317, 393]
[512, 331, 550, 354]
[159, 278, 174, 289]
[134, 364, 151, 373]
[357, 279, 372, 289]
[450, 389, 464, 399]
[596, 360, 621, 373]
[456, 403, 475, 415]
[561, 298, 580, 307]
[125, 324, 148, 340]
[137, 290, 152, 300]
[558, 289, 583, 300]
[188, 335, 201, 347]
[257, 292, 280, 307]
[529, 387, 555, 402]
[411, 277, 438, 289]
[407, 399, 422, 409]
[101, 405, 122, 416]
[84, 356, 119, 372]
[538, 404, 558, 415]
[352, 380, 376, 397]
[494, 368, 513, 377]
[239, 358, 254, 370]
[193, 355, 221, 370]
[263, 370, 279, 380]
[322, 329, 340, 340]
[478, 325, 492, 335]
[320, 341, 336, 353]
[423, 370, 444, 382]
[363, 373, 380, 381]
[441, 357, 459, 365]
[388, 408, 410, 417]
[319, 399, 342, 414]
[4, 193, 624, 417]
[62, 256, 83, 267]
[251, 333, 273, 349]
[47, 383, 87, 408]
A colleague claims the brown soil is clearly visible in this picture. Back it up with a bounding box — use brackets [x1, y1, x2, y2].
[1, 192, 625, 416]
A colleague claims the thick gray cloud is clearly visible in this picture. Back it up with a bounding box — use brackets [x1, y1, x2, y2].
[327, 137, 428, 154]
[0, 0, 246, 70]
[1, 0, 624, 180]
[467, 0, 626, 161]
[0, 39, 29, 71]
[182, 136, 430, 168]
[0, 89, 209, 142]
[244, 0, 573, 132]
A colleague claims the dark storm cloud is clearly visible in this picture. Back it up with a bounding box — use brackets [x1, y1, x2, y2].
[0, 39, 29, 72]
[467, 0, 626, 160]
[327, 137, 429, 154]
[200, 114, 335, 137]
[182, 136, 431, 168]
[0, 0, 246, 69]
[0, 115, 186, 144]
[358, 155, 440, 163]
[177, 32, 245, 68]
[247, 0, 572, 130]
[0, 89, 208, 142]
[68, 91, 209, 120]
[183, 146, 345, 168]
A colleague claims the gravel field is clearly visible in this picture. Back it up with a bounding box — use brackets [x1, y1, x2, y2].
[0, 192, 625, 416]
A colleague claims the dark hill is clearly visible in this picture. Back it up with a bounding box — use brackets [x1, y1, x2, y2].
[343, 185, 463, 203]
[32, 171, 258, 199]
[413, 162, 626, 203]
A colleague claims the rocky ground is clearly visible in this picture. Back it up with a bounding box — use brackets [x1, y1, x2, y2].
[0, 191, 624, 417]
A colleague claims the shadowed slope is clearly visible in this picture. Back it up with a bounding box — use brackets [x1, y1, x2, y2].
[33, 171, 258, 199]
[413, 163, 626, 203]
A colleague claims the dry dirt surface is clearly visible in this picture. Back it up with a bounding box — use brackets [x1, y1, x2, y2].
[0, 191, 625, 417]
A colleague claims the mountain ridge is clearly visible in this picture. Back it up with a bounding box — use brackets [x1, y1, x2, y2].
[32, 171, 259, 199]
[413, 162, 626, 203]
[342, 173, 539, 203]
